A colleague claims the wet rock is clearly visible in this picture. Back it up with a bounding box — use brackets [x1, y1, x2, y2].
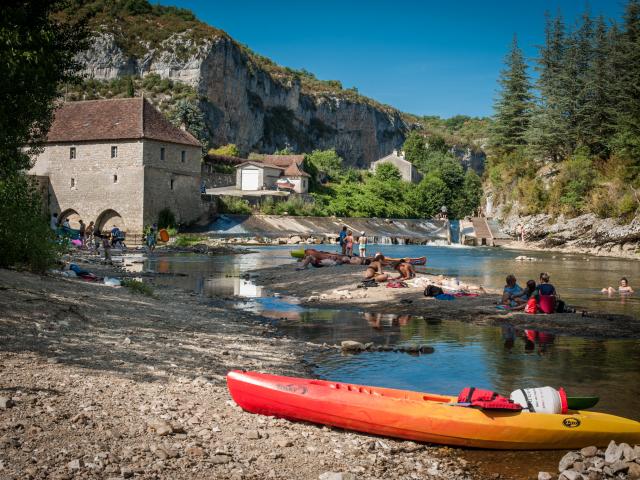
[0, 397, 14, 409]
[604, 440, 624, 464]
[340, 341, 364, 352]
[559, 452, 582, 472]
[580, 446, 598, 458]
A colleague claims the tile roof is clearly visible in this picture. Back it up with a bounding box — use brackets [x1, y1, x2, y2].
[46, 97, 201, 147]
[284, 162, 310, 177]
[237, 161, 284, 170]
[261, 154, 306, 167]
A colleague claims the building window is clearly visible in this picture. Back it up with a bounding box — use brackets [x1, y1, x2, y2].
[160, 147, 165, 161]
[70, 178, 76, 189]
[111, 146, 118, 158]
[69, 147, 76, 159]
[170, 179, 174, 190]
[113, 174, 118, 183]
[181, 150, 186, 163]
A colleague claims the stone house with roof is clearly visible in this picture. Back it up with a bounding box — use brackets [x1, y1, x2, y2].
[370, 149, 422, 184]
[29, 97, 203, 235]
[235, 154, 310, 193]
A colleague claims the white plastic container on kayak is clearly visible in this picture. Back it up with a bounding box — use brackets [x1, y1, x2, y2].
[510, 387, 568, 414]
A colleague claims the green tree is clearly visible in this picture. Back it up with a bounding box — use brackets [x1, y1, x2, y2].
[126, 75, 135, 97]
[0, 0, 87, 177]
[490, 35, 534, 155]
[459, 170, 483, 217]
[209, 144, 240, 157]
[402, 131, 428, 166]
[304, 149, 344, 181]
[408, 174, 449, 218]
[611, 0, 640, 160]
[0, 174, 60, 271]
[373, 162, 402, 182]
[168, 99, 209, 150]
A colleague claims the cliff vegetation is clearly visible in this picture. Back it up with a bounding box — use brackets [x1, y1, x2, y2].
[488, 1, 640, 222]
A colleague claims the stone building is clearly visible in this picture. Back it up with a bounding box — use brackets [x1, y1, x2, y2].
[29, 97, 203, 235]
[370, 150, 422, 184]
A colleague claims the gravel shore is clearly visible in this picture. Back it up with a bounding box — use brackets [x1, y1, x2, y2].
[0, 258, 483, 480]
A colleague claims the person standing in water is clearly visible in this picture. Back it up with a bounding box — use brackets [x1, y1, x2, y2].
[338, 226, 347, 255]
[358, 231, 367, 258]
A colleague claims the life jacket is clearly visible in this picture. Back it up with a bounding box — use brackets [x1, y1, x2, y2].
[525, 297, 537, 314]
[457, 387, 523, 411]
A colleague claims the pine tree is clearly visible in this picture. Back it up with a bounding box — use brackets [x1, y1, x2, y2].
[612, 0, 640, 160]
[490, 36, 534, 155]
[126, 76, 135, 97]
[528, 12, 568, 161]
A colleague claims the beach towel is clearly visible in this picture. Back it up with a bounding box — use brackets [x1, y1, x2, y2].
[386, 280, 408, 288]
[453, 292, 480, 298]
[435, 293, 455, 301]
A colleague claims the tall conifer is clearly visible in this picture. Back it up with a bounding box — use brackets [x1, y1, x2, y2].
[490, 36, 533, 155]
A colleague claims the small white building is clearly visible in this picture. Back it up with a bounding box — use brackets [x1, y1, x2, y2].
[370, 149, 422, 184]
[235, 154, 310, 193]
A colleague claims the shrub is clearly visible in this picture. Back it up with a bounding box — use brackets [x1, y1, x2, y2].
[218, 196, 252, 214]
[209, 144, 240, 157]
[157, 208, 176, 229]
[0, 174, 61, 272]
[173, 234, 206, 247]
[121, 278, 154, 296]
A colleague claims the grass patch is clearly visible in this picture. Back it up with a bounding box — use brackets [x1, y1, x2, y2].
[121, 279, 154, 297]
[173, 234, 207, 247]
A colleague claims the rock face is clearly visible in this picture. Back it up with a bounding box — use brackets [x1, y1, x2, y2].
[499, 212, 640, 258]
[78, 33, 408, 167]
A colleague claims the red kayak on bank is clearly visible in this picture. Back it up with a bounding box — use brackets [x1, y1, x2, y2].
[226, 370, 640, 450]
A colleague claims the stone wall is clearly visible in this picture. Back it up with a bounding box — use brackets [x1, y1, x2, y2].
[142, 140, 203, 228]
[201, 172, 235, 188]
[29, 140, 146, 233]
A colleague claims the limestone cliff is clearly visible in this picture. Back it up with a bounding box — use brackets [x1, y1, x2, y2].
[77, 31, 407, 167]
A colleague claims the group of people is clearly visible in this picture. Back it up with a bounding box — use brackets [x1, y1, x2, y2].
[501, 272, 569, 313]
[338, 226, 368, 258]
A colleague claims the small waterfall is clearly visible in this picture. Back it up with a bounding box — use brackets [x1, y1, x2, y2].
[396, 238, 406, 245]
[377, 236, 393, 245]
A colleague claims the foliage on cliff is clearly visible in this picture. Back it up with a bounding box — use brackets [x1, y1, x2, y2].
[488, 1, 640, 220]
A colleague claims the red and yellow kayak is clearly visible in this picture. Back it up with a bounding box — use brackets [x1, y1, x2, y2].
[227, 371, 640, 450]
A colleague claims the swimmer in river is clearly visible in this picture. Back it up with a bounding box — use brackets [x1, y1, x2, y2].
[602, 277, 634, 294]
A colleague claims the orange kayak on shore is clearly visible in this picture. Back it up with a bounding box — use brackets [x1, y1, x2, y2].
[227, 371, 640, 450]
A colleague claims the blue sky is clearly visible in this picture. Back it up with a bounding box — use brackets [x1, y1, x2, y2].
[162, 1, 624, 118]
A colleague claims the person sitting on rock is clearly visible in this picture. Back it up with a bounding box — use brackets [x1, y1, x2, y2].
[502, 274, 524, 307]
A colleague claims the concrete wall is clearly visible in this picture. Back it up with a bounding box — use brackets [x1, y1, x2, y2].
[29, 140, 145, 233]
[288, 177, 309, 194]
[142, 140, 203, 228]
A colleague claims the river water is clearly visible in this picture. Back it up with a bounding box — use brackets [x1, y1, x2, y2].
[140, 245, 640, 476]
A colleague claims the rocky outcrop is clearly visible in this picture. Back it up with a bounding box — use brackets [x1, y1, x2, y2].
[499, 213, 640, 258]
[78, 32, 407, 167]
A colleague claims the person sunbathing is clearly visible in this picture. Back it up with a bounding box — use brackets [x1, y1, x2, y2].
[393, 260, 416, 280]
[297, 254, 347, 270]
[364, 253, 388, 282]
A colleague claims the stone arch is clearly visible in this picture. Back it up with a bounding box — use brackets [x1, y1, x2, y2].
[95, 209, 126, 234]
[59, 208, 81, 229]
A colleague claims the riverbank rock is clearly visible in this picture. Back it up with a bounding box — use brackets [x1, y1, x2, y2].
[557, 441, 640, 479]
[341, 340, 365, 352]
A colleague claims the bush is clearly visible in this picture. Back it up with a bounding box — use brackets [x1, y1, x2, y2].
[121, 278, 154, 296]
[157, 208, 176, 229]
[173, 234, 206, 247]
[0, 174, 61, 272]
[209, 144, 240, 157]
[218, 196, 252, 214]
